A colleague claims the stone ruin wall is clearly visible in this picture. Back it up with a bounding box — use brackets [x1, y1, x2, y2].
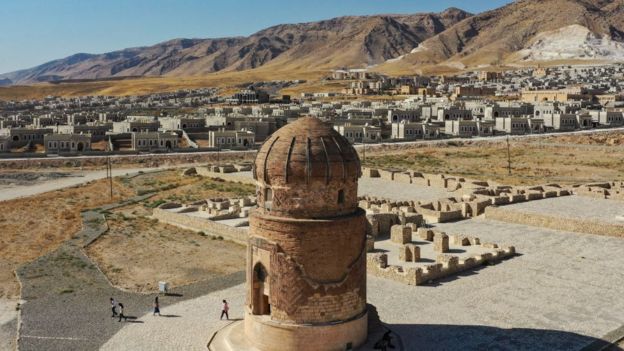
[484, 206, 624, 238]
[366, 225, 515, 286]
[152, 207, 248, 245]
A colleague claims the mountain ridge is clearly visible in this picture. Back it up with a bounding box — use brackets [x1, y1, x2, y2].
[0, 8, 471, 85]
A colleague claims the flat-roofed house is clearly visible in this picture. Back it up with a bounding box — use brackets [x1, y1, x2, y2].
[0, 136, 9, 152]
[541, 113, 579, 131]
[0, 127, 53, 147]
[44, 134, 91, 154]
[333, 124, 382, 143]
[208, 130, 255, 149]
[494, 117, 530, 135]
[131, 132, 178, 151]
[589, 111, 624, 126]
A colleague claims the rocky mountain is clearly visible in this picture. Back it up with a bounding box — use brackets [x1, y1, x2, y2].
[379, 0, 624, 72]
[0, 8, 470, 85]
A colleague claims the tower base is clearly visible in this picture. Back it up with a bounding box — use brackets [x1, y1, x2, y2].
[208, 312, 368, 351]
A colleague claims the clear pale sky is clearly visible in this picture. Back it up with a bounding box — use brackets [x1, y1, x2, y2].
[0, 0, 513, 74]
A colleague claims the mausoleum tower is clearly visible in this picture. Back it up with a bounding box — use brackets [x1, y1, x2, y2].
[245, 116, 368, 350]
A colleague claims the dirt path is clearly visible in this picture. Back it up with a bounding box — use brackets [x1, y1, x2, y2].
[0, 166, 179, 202]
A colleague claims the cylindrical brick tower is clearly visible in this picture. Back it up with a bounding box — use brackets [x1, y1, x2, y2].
[245, 116, 368, 351]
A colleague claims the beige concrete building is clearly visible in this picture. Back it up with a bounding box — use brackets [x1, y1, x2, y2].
[387, 109, 420, 123]
[541, 113, 579, 131]
[453, 86, 496, 98]
[131, 132, 178, 151]
[44, 133, 91, 154]
[494, 117, 530, 135]
[445, 120, 494, 138]
[0, 127, 53, 147]
[159, 117, 206, 130]
[391, 122, 439, 140]
[0, 136, 9, 152]
[113, 120, 160, 133]
[521, 88, 586, 103]
[478, 71, 503, 81]
[589, 111, 624, 126]
[334, 124, 382, 143]
[208, 130, 255, 149]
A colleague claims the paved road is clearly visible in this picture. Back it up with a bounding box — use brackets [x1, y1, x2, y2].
[0, 165, 192, 202]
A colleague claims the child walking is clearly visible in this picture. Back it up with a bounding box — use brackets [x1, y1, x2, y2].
[118, 302, 127, 322]
[153, 296, 161, 316]
[220, 300, 229, 320]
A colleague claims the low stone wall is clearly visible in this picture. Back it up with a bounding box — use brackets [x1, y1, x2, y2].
[367, 246, 515, 286]
[0, 150, 256, 170]
[195, 168, 255, 186]
[484, 206, 624, 238]
[152, 208, 248, 245]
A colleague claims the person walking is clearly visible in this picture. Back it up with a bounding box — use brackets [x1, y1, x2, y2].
[153, 296, 161, 316]
[110, 298, 117, 318]
[118, 302, 127, 322]
[220, 300, 229, 320]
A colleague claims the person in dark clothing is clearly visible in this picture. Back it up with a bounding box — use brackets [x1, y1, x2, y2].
[118, 302, 127, 322]
[374, 330, 395, 350]
[110, 298, 117, 318]
[220, 300, 229, 320]
[153, 296, 161, 316]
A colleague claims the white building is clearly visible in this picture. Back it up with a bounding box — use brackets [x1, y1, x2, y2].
[131, 132, 178, 151]
[44, 134, 91, 154]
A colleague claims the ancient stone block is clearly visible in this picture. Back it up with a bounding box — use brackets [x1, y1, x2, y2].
[417, 228, 434, 241]
[451, 234, 471, 246]
[437, 254, 459, 270]
[433, 232, 449, 253]
[391, 225, 412, 244]
[482, 242, 499, 249]
[366, 236, 375, 252]
[375, 253, 388, 268]
[407, 244, 420, 262]
[399, 245, 412, 262]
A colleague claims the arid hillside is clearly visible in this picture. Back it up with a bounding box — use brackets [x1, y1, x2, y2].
[378, 0, 624, 74]
[0, 8, 470, 85]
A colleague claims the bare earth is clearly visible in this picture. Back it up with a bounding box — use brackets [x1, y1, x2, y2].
[87, 217, 246, 292]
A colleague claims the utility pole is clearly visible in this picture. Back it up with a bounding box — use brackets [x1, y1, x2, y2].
[362, 141, 366, 163]
[506, 136, 512, 176]
[107, 157, 113, 200]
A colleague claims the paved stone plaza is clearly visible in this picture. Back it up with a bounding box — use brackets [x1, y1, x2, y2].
[96, 210, 624, 350]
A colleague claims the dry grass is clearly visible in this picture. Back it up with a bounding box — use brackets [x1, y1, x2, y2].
[0, 179, 133, 297]
[86, 215, 245, 292]
[0, 67, 328, 100]
[364, 132, 624, 185]
[87, 172, 254, 292]
[0, 169, 255, 297]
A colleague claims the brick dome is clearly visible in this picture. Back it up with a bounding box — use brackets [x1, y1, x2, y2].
[253, 116, 361, 218]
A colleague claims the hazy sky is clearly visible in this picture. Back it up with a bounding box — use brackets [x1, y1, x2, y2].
[0, 0, 513, 74]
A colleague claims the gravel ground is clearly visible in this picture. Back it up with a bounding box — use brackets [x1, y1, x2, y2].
[17, 195, 245, 351]
[17, 240, 243, 351]
[0, 298, 17, 351]
[97, 217, 624, 351]
[358, 177, 453, 202]
[101, 283, 245, 351]
[503, 195, 624, 225]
